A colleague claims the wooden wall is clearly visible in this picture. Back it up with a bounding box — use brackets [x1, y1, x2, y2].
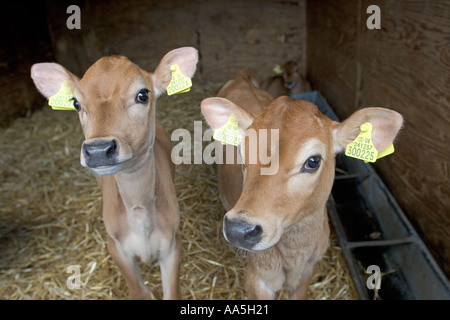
[44, 0, 306, 83]
[307, 0, 450, 277]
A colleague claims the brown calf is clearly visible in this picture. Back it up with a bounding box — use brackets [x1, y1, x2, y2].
[31, 47, 198, 299]
[201, 69, 403, 299]
[261, 61, 311, 97]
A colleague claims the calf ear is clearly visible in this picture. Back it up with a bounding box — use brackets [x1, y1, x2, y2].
[31, 63, 79, 99]
[152, 47, 198, 97]
[201, 97, 254, 131]
[333, 107, 404, 153]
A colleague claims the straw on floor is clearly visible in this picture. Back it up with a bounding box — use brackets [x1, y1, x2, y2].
[0, 82, 357, 299]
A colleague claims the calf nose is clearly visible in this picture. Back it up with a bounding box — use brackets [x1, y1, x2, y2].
[223, 217, 262, 250]
[82, 139, 118, 168]
[285, 80, 294, 88]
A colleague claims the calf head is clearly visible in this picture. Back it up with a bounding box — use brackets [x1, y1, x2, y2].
[31, 47, 198, 175]
[202, 96, 403, 252]
[281, 61, 300, 90]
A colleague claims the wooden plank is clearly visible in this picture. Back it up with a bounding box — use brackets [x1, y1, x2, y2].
[358, 0, 450, 275]
[307, 0, 450, 277]
[45, 0, 198, 77]
[198, 0, 305, 82]
[45, 0, 306, 83]
[306, 0, 359, 118]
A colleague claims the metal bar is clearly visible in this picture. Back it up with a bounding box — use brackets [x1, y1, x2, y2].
[326, 196, 369, 300]
[346, 237, 417, 249]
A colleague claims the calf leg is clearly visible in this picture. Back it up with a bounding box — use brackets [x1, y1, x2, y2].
[159, 234, 182, 300]
[107, 235, 151, 300]
[288, 265, 315, 300]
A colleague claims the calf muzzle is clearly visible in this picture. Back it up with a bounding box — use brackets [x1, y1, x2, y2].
[223, 216, 262, 251]
[82, 138, 119, 168]
[285, 80, 294, 89]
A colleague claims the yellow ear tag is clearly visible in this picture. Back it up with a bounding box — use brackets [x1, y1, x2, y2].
[48, 80, 76, 111]
[345, 122, 395, 163]
[213, 113, 243, 146]
[345, 122, 378, 163]
[167, 64, 192, 96]
[273, 65, 283, 75]
[376, 142, 395, 159]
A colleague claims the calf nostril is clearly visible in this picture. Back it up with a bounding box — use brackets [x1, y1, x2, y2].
[244, 224, 262, 239]
[224, 217, 263, 250]
[84, 146, 91, 158]
[244, 224, 262, 241]
[106, 140, 117, 158]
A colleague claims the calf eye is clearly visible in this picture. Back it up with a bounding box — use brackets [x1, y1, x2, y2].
[71, 97, 81, 112]
[136, 89, 149, 104]
[301, 155, 322, 173]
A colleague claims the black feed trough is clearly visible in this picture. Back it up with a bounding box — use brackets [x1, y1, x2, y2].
[292, 91, 450, 300]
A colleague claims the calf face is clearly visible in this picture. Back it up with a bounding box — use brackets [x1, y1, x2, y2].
[281, 61, 301, 89]
[216, 97, 335, 251]
[202, 96, 403, 252]
[31, 48, 198, 176]
[76, 56, 156, 175]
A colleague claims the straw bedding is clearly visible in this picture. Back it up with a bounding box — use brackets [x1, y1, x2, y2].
[0, 82, 357, 300]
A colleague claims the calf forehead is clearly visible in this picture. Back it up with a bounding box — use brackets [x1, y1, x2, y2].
[251, 97, 332, 141]
[283, 61, 297, 72]
[248, 97, 333, 166]
[78, 56, 148, 100]
[243, 97, 333, 171]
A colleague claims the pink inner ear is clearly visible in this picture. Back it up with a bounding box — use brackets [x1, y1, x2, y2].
[201, 98, 233, 130]
[201, 97, 255, 131]
[175, 49, 198, 79]
[153, 47, 198, 96]
[333, 108, 403, 154]
[370, 114, 403, 152]
[31, 63, 71, 98]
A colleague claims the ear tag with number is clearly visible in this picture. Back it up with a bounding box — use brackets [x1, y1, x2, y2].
[167, 64, 192, 96]
[48, 80, 76, 111]
[345, 122, 395, 163]
[213, 113, 243, 147]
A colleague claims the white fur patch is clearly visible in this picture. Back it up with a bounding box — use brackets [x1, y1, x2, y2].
[122, 206, 153, 263]
[257, 278, 276, 299]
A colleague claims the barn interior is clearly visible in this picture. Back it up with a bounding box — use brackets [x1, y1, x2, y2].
[0, 0, 448, 299]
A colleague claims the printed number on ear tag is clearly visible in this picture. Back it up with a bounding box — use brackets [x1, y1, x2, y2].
[345, 122, 378, 163]
[345, 122, 395, 163]
[167, 64, 192, 96]
[48, 81, 77, 111]
[213, 113, 243, 147]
